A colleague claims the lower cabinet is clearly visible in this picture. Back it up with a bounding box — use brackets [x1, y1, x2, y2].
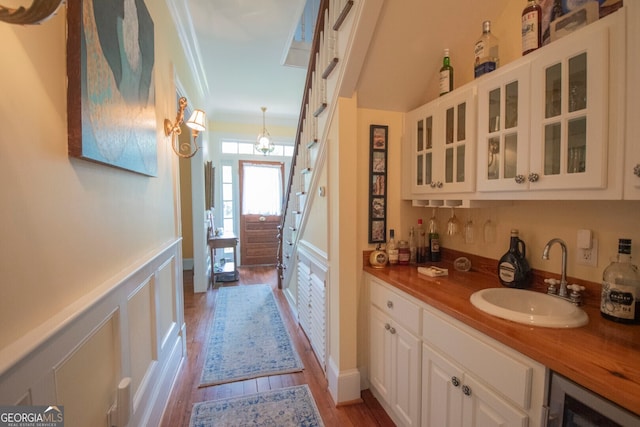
[369, 277, 422, 426]
[422, 343, 528, 427]
[370, 305, 421, 426]
[366, 274, 547, 427]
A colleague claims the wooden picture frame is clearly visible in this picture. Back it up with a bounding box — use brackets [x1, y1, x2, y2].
[67, 0, 158, 176]
[368, 125, 388, 243]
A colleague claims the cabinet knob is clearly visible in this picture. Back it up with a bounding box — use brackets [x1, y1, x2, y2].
[514, 175, 526, 184]
[634, 164, 640, 177]
[384, 323, 391, 330]
[451, 376, 460, 387]
[389, 327, 396, 334]
[528, 173, 539, 182]
[462, 385, 472, 396]
[387, 300, 394, 309]
[429, 181, 443, 189]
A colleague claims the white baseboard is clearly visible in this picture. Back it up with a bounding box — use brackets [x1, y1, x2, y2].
[327, 356, 362, 404]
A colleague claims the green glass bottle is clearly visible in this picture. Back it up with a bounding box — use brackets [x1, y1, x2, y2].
[439, 49, 454, 96]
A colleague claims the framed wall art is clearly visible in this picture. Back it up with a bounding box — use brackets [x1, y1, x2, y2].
[368, 124, 388, 244]
[67, 0, 158, 176]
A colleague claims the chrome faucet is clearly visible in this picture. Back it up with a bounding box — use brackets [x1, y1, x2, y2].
[542, 238, 569, 297]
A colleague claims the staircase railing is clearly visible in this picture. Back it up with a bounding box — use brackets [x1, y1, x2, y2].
[277, 0, 354, 288]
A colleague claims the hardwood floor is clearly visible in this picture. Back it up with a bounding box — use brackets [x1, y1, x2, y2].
[159, 266, 395, 427]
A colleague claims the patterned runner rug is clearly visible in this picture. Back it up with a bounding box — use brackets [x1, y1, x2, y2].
[199, 284, 303, 387]
[189, 385, 324, 426]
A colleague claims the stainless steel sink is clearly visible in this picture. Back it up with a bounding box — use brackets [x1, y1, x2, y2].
[470, 288, 589, 328]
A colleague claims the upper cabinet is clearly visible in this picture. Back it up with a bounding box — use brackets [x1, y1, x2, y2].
[404, 7, 629, 201]
[477, 63, 531, 192]
[624, 3, 640, 200]
[404, 86, 476, 198]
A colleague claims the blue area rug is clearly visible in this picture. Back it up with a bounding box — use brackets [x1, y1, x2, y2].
[200, 285, 303, 387]
[189, 385, 324, 427]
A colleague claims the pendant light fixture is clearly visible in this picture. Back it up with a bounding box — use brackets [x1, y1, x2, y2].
[255, 106, 275, 155]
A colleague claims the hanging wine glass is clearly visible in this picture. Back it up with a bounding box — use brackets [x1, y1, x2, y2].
[428, 208, 438, 234]
[483, 218, 496, 244]
[447, 208, 459, 236]
[464, 211, 474, 244]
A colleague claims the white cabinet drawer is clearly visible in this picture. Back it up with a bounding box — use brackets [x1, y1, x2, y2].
[422, 306, 535, 409]
[370, 278, 420, 335]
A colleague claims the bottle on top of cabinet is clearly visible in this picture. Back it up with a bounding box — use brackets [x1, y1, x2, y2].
[439, 48, 454, 96]
[417, 219, 427, 263]
[522, 0, 542, 55]
[409, 227, 417, 264]
[601, 239, 640, 324]
[474, 20, 499, 78]
[429, 231, 441, 262]
[498, 229, 531, 288]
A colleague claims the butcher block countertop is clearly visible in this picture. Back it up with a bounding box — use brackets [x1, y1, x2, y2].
[363, 250, 640, 416]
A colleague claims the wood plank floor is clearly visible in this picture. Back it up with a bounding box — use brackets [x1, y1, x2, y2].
[159, 266, 395, 427]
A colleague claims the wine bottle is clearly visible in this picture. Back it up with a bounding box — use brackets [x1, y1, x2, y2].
[474, 20, 499, 78]
[387, 229, 399, 265]
[439, 49, 454, 96]
[498, 229, 531, 288]
[429, 231, 441, 262]
[522, 0, 542, 55]
[601, 239, 640, 324]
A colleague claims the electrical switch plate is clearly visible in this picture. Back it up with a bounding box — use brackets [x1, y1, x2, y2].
[577, 238, 598, 267]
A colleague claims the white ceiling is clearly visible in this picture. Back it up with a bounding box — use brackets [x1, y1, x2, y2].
[173, 0, 512, 126]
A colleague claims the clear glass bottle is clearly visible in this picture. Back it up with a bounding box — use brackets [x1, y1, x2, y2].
[417, 219, 427, 263]
[439, 48, 454, 96]
[522, 0, 542, 55]
[498, 229, 531, 288]
[387, 229, 399, 265]
[408, 227, 417, 264]
[474, 20, 499, 78]
[601, 239, 640, 324]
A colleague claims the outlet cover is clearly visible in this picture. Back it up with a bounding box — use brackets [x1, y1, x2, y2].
[577, 238, 598, 267]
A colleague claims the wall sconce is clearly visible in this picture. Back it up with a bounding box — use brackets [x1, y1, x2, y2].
[0, 0, 63, 25]
[164, 97, 206, 159]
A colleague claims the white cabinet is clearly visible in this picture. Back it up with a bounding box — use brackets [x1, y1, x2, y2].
[421, 306, 546, 427]
[369, 277, 421, 427]
[477, 63, 532, 192]
[624, 3, 640, 199]
[404, 86, 476, 198]
[477, 10, 625, 197]
[422, 343, 527, 427]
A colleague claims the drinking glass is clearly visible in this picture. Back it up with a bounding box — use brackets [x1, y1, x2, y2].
[428, 208, 438, 233]
[447, 208, 459, 236]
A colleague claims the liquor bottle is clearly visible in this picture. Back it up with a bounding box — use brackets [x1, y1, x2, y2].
[522, 0, 542, 55]
[387, 229, 399, 265]
[474, 20, 499, 78]
[408, 227, 417, 264]
[429, 231, 441, 262]
[439, 49, 454, 96]
[369, 244, 388, 268]
[498, 229, 531, 288]
[600, 239, 640, 324]
[416, 219, 427, 263]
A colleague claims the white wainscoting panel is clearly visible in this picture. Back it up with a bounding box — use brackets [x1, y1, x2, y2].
[0, 240, 186, 427]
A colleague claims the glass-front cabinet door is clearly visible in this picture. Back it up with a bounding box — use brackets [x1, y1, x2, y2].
[406, 87, 476, 197]
[529, 22, 608, 191]
[437, 87, 476, 194]
[477, 64, 531, 192]
[407, 101, 437, 195]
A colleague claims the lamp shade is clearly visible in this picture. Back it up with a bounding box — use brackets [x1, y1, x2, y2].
[186, 109, 207, 132]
